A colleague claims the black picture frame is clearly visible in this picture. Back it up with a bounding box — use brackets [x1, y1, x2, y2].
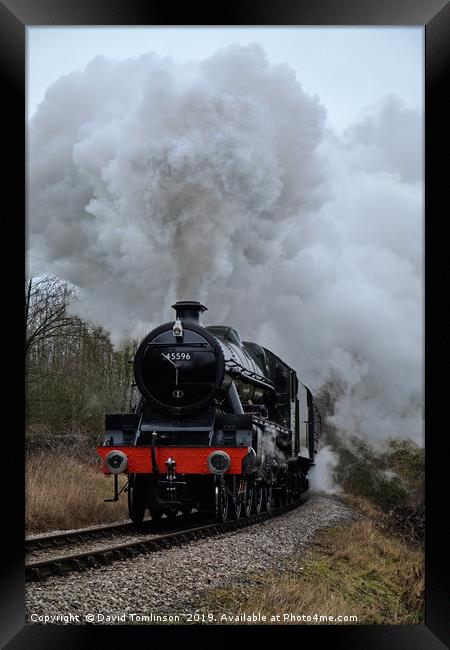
[1, 1, 448, 648]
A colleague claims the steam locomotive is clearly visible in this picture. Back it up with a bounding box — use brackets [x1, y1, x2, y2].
[97, 301, 321, 523]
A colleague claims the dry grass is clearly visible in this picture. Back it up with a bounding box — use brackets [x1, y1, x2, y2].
[340, 494, 384, 520]
[203, 517, 424, 625]
[26, 451, 129, 533]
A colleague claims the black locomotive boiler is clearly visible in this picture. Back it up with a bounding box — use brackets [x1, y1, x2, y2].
[97, 301, 321, 523]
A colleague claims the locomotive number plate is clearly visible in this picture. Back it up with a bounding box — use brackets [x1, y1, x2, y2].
[162, 352, 192, 361]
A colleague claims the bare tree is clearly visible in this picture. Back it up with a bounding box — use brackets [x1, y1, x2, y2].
[25, 275, 83, 360]
[25, 275, 136, 435]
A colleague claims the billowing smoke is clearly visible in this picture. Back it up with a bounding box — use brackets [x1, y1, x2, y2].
[28, 44, 423, 447]
[309, 446, 342, 495]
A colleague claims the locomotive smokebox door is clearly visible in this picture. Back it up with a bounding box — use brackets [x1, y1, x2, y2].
[133, 308, 225, 416]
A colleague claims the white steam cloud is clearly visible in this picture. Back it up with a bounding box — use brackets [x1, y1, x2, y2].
[309, 446, 342, 495]
[28, 45, 423, 446]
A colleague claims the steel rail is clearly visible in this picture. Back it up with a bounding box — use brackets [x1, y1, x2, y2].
[25, 513, 204, 553]
[25, 501, 301, 582]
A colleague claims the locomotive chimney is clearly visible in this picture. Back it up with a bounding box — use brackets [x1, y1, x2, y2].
[171, 301, 207, 325]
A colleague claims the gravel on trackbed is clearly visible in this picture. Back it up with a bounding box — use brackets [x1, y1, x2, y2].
[26, 493, 358, 625]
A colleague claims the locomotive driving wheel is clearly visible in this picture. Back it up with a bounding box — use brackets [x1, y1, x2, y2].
[254, 483, 263, 514]
[231, 476, 242, 520]
[128, 474, 146, 524]
[243, 482, 254, 518]
[265, 485, 273, 512]
[215, 476, 229, 523]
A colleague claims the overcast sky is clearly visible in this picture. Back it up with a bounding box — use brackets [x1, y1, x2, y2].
[27, 26, 423, 133]
[28, 27, 424, 445]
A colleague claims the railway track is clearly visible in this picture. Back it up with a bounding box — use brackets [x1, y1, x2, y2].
[25, 501, 301, 582]
[25, 513, 204, 553]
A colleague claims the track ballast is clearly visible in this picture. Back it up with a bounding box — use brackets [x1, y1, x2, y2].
[26, 500, 302, 582]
